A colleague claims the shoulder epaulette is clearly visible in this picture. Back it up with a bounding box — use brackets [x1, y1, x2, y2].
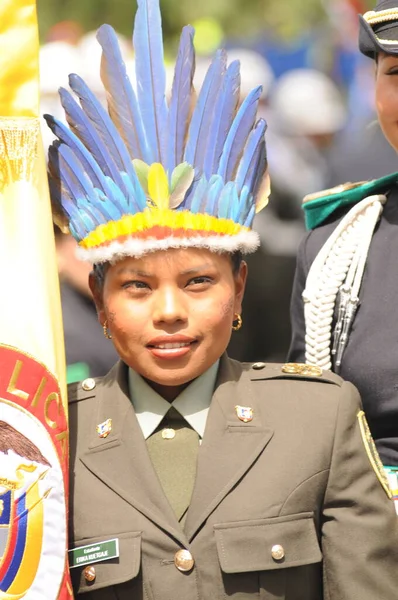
[302, 172, 398, 230]
[68, 377, 101, 404]
[249, 362, 343, 387]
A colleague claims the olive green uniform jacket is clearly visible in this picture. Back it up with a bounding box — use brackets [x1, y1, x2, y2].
[68, 355, 398, 599]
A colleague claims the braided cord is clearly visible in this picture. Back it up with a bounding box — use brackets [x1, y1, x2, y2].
[303, 195, 386, 370]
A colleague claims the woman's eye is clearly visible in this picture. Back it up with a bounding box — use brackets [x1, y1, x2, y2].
[386, 68, 398, 75]
[122, 280, 150, 290]
[187, 276, 212, 287]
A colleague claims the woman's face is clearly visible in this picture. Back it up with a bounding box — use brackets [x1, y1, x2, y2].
[90, 248, 247, 399]
[376, 53, 398, 152]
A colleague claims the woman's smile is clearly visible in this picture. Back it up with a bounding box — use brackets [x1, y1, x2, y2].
[146, 335, 199, 359]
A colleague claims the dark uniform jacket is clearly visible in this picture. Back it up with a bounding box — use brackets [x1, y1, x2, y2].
[68, 355, 398, 599]
[288, 186, 398, 466]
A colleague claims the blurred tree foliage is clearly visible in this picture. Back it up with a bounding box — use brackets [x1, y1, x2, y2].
[37, 0, 376, 51]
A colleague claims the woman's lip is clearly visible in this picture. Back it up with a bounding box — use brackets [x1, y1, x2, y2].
[147, 335, 196, 347]
[147, 341, 197, 360]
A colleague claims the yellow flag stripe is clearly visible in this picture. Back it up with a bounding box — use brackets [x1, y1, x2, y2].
[0, 1, 67, 406]
[0, 0, 38, 117]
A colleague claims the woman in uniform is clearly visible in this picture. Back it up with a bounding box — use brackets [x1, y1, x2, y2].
[46, 0, 398, 597]
[289, 0, 398, 482]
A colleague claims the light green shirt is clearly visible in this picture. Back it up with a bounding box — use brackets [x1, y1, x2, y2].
[128, 360, 219, 440]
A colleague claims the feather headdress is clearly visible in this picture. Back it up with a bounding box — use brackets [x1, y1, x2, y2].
[45, 0, 270, 263]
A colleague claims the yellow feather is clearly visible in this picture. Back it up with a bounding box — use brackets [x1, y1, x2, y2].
[147, 163, 170, 210]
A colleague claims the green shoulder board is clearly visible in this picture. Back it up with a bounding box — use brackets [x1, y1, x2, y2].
[302, 172, 398, 230]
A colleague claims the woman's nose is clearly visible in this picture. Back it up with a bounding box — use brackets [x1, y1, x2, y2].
[152, 287, 187, 324]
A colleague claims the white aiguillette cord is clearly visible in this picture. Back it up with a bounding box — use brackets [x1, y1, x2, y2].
[303, 194, 386, 372]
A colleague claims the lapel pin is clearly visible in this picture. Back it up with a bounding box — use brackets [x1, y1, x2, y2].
[235, 405, 253, 423]
[96, 418, 112, 438]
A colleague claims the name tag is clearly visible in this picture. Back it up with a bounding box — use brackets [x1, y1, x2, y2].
[69, 538, 119, 568]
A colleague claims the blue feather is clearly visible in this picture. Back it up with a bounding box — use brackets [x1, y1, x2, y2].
[236, 186, 252, 225]
[167, 26, 195, 175]
[80, 199, 108, 225]
[46, 114, 147, 219]
[243, 204, 255, 228]
[217, 182, 235, 219]
[251, 140, 267, 198]
[119, 172, 147, 211]
[95, 183, 127, 219]
[133, 0, 168, 164]
[57, 144, 98, 202]
[49, 148, 93, 237]
[64, 202, 87, 237]
[69, 220, 86, 240]
[235, 119, 267, 192]
[48, 145, 82, 204]
[68, 74, 137, 180]
[217, 86, 262, 182]
[97, 24, 150, 163]
[58, 87, 127, 192]
[51, 144, 117, 231]
[204, 175, 224, 216]
[203, 60, 240, 178]
[74, 206, 97, 232]
[45, 113, 112, 195]
[229, 183, 241, 221]
[75, 198, 105, 228]
[184, 49, 227, 174]
[186, 176, 208, 213]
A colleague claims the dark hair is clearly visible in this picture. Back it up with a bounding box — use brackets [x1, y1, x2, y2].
[92, 250, 243, 289]
[230, 251, 243, 275]
[92, 263, 107, 289]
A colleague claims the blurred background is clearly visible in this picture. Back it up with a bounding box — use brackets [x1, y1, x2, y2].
[37, 0, 398, 379]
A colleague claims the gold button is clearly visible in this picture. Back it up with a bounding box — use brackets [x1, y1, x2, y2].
[271, 544, 285, 561]
[174, 549, 194, 572]
[300, 365, 322, 377]
[83, 565, 96, 582]
[82, 378, 96, 391]
[252, 362, 266, 370]
[281, 363, 322, 377]
[162, 428, 176, 440]
[281, 363, 299, 374]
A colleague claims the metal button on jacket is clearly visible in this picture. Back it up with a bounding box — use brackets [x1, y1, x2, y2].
[162, 428, 176, 440]
[83, 565, 96, 582]
[271, 544, 285, 561]
[174, 549, 195, 572]
[252, 362, 266, 370]
[81, 377, 96, 391]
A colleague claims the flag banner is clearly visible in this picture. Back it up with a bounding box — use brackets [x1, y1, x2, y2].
[0, 1, 72, 598]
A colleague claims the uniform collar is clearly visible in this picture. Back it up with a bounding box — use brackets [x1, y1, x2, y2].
[128, 360, 219, 439]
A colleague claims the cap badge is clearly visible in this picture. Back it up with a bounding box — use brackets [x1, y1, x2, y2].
[96, 418, 112, 438]
[235, 405, 253, 423]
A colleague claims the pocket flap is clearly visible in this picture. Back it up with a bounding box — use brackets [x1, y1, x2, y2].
[214, 513, 322, 573]
[70, 531, 141, 593]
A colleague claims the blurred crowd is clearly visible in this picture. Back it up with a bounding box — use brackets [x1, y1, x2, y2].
[41, 12, 398, 381]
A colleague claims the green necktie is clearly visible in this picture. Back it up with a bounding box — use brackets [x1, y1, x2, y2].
[146, 406, 199, 523]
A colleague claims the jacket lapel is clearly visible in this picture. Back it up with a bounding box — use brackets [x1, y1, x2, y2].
[79, 362, 189, 546]
[184, 355, 274, 541]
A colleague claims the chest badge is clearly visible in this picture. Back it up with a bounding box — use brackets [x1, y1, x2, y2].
[96, 418, 112, 438]
[235, 405, 253, 423]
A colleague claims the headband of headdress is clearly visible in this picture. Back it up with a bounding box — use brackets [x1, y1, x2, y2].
[45, 0, 270, 264]
[360, 1, 398, 58]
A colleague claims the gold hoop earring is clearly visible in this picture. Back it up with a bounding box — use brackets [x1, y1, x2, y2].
[103, 319, 112, 340]
[232, 313, 242, 331]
